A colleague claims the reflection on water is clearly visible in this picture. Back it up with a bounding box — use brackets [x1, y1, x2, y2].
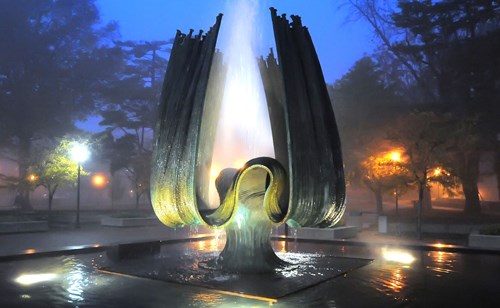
[190, 235, 226, 253]
[426, 251, 457, 276]
[63, 257, 89, 303]
[360, 247, 414, 304]
[3, 241, 500, 307]
[274, 240, 288, 253]
[190, 292, 225, 306]
[371, 266, 408, 299]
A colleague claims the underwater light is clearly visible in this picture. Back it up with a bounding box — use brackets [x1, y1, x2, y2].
[15, 273, 57, 285]
[382, 249, 416, 264]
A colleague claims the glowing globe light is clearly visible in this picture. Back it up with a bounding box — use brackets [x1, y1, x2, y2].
[28, 174, 38, 182]
[91, 174, 107, 188]
[70, 143, 90, 163]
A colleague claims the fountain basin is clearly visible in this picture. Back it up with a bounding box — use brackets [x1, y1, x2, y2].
[2, 238, 500, 307]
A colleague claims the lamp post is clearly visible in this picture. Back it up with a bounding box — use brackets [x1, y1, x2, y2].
[389, 151, 401, 215]
[71, 143, 90, 228]
[389, 151, 402, 235]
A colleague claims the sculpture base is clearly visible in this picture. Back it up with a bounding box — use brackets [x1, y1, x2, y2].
[101, 250, 372, 300]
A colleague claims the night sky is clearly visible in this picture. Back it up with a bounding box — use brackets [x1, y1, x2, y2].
[96, 0, 375, 83]
[78, 1, 375, 132]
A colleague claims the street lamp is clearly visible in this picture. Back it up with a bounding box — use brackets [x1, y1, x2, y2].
[91, 174, 107, 188]
[71, 143, 89, 228]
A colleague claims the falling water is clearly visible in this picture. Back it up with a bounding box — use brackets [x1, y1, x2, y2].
[209, 0, 274, 205]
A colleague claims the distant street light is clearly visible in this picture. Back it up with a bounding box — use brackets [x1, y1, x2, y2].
[91, 174, 107, 188]
[71, 143, 89, 228]
[28, 174, 38, 183]
[433, 167, 442, 177]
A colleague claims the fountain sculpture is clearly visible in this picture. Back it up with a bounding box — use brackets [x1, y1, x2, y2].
[151, 8, 346, 273]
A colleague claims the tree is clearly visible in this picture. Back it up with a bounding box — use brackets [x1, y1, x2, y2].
[30, 138, 88, 216]
[115, 40, 171, 89]
[349, 0, 500, 213]
[330, 57, 408, 213]
[109, 170, 126, 209]
[126, 152, 151, 208]
[388, 112, 456, 238]
[0, 0, 122, 209]
[98, 40, 170, 208]
[330, 57, 406, 183]
[358, 144, 412, 214]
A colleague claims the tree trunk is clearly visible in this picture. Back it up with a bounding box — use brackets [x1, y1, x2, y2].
[423, 186, 432, 211]
[15, 137, 32, 211]
[48, 193, 54, 212]
[111, 174, 114, 210]
[374, 189, 384, 214]
[146, 189, 152, 208]
[417, 181, 424, 240]
[495, 150, 500, 200]
[365, 180, 384, 214]
[135, 192, 140, 209]
[459, 152, 481, 215]
[47, 189, 55, 223]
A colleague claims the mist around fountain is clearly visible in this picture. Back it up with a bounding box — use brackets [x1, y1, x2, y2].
[209, 0, 274, 205]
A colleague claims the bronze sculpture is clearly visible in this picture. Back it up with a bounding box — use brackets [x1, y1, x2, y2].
[151, 9, 345, 273]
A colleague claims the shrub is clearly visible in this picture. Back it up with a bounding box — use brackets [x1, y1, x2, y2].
[479, 224, 500, 236]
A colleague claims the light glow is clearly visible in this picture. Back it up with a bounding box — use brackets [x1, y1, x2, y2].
[210, 168, 220, 178]
[70, 143, 90, 163]
[91, 174, 106, 188]
[15, 273, 57, 285]
[433, 242, 453, 249]
[382, 249, 415, 264]
[389, 151, 401, 162]
[28, 174, 38, 182]
[234, 160, 246, 169]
